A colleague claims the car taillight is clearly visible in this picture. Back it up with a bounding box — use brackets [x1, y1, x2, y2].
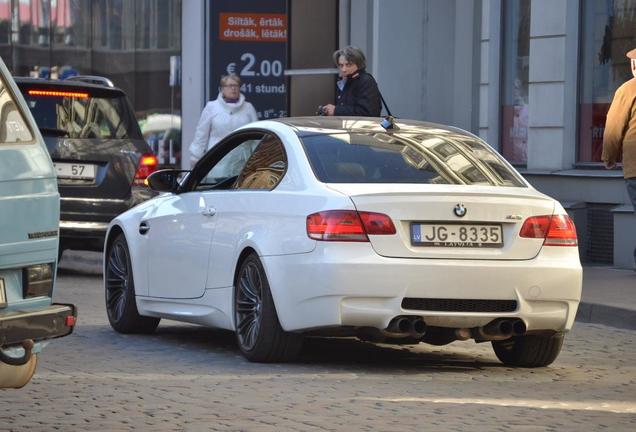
[133, 153, 158, 186]
[27, 89, 89, 98]
[519, 214, 578, 246]
[306, 210, 395, 241]
[358, 211, 397, 235]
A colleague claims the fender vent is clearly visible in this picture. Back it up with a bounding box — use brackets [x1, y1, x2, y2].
[402, 298, 517, 313]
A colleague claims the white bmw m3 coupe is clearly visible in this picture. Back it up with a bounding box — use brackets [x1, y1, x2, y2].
[103, 117, 582, 367]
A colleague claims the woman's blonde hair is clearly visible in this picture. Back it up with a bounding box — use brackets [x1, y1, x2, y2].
[220, 73, 241, 87]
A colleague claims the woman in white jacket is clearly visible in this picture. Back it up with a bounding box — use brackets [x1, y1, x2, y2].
[189, 74, 258, 167]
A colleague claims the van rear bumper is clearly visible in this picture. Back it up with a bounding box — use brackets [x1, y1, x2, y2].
[0, 303, 76, 346]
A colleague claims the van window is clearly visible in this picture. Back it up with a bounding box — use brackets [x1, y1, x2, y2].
[0, 77, 33, 144]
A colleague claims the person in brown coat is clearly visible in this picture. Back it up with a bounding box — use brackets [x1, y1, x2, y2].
[602, 48, 636, 268]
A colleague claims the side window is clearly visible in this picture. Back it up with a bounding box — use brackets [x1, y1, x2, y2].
[0, 77, 33, 144]
[235, 135, 287, 190]
[196, 138, 261, 190]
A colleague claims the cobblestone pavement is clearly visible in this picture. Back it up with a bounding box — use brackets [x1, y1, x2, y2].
[1, 272, 635, 431]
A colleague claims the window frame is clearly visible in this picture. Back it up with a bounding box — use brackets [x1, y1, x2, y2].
[499, 0, 531, 167]
[0, 75, 36, 146]
[576, 0, 636, 164]
[181, 129, 287, 193]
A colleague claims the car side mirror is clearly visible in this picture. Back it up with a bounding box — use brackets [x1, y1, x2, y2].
[147, 169, 189, 193]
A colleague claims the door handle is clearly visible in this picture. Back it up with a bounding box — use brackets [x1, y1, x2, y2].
[201, 207, 216, 217]
[139, 221, 150, 235]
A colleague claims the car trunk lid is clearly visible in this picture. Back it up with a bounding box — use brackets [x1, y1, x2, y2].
[328, 183, 555, 260]
[45, 136, 146, 199]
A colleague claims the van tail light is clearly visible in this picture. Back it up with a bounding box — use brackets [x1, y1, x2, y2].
[133, 153, 158, 186]
[306, 210, 396, 241]
[23, 264, 54, 298]
[519, 214, 578, 246]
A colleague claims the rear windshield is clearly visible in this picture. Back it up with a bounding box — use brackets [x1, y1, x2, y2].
[300, 131, 526, 187]
[21, 88, 142, 140]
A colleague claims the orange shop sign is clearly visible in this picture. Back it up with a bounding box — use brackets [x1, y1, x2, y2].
[219, 13, 288, 42]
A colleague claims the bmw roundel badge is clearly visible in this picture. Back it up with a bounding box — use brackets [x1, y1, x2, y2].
[454, 203, 467, 217]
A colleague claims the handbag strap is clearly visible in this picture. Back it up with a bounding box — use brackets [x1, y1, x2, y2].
[379, 91, 393, 117]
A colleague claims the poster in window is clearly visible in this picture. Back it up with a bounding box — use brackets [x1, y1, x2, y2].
[208, 0, 288, 120]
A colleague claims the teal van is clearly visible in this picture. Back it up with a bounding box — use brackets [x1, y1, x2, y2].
[0, 57, 76, 388]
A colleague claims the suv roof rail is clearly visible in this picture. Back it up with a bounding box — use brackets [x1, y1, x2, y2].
[65, 75, 115, 88]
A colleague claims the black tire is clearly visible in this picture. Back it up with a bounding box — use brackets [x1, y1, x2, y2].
[105, 234, 160, 334]
[492, 333, 564, 368]
[234, 253, 303, 362]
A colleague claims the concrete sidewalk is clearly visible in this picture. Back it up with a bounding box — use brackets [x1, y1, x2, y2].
[578, 266, 636, 330]
[58, 251, 635, 330]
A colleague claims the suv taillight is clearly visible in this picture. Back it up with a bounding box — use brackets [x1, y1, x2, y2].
[519, 214, 578, 246]
[306, 210, 396, 241]
[133, 153, 158, 186]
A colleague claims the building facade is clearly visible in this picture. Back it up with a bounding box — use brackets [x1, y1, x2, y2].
[183, 0, 635, 268]
[0, 0, 182, 167]
[5, 1, 631, 267]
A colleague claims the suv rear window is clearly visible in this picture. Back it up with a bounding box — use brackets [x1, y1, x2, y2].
[299, 132, 526, 187]
[20, 87, 142, 140]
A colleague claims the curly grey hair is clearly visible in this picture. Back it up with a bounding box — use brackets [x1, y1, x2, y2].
[332, 46, 367, 70]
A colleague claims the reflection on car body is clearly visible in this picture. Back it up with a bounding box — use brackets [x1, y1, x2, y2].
[103, 116, 581, 368]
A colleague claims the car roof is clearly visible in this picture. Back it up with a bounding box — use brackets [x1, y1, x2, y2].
[13, 77, 126, 97]
[272, 116, 476, 139]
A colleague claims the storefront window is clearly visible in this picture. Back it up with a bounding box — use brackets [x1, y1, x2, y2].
[134, 0, 182, 167]
[579, 0, 636, 163]
[501, 0, 530, 165]
[0, 0, 11, 61]
[1, 0, 182, 168]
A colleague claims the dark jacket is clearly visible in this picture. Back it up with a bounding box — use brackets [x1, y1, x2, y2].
[334, 69, 382, 117]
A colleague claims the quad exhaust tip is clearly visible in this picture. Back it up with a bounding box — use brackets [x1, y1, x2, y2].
[457, 318, 527, 342]
[385, 317, 526, 342]
[386, 316, 427, 338]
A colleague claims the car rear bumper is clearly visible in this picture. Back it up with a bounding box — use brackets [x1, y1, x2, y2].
[262, 243, 582, 333]
[60, 220, 110, 235]
[59, 188, 155, 249]
[59, 221, 109, 251]
[0, 303, 77, 346]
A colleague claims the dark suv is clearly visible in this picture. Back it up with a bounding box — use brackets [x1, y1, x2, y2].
[14, 77, 157, 255]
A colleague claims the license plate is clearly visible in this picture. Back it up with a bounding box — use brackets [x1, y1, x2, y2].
[0, 278, 6, 308]
[54, 162, 96, 180]
[411, 223, 503, 248]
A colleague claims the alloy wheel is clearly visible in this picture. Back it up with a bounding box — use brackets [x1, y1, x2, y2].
[235, 261, 263, 351]
[105, 241, 130, 322]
